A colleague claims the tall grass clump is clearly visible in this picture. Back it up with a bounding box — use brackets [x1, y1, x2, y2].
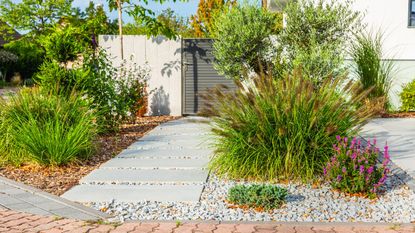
[350, 32, 395, 110]
[201, 71, 380, 181]
[0, 87, 98, 166]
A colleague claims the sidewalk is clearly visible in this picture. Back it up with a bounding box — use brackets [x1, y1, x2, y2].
[1, 209, 414, 233]
[0, 176, 107, 221]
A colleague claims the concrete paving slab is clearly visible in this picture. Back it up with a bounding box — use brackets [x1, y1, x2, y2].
[362, 118, 415, 184]
[62, 184, 205, 202]
[81, 169, 209, 183]
[128, 140, 210, 150]
[117, 148, 212, 159]
[101, 158, 209, 169]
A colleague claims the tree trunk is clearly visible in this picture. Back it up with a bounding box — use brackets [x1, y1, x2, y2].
[117, 0, 124, 60]
[262, 0, 267, 9]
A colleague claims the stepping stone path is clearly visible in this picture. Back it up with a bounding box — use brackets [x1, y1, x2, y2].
[62, 117, 213, 203]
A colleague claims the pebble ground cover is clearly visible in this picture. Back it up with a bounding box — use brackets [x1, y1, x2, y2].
[88, 174, 415, 223]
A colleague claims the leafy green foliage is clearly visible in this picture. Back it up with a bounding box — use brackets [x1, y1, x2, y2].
[4, 39, 45, 80]
[201, 71, 379, 181]
[228, 184, 288, 210]
[35, 51, 148, 132]
[0, 49, 18, 81]
[350, 32, 395, 110]
[324, 136, 390, 198]
[281, 0, 361, 85]
[212, 4, 282, 79]
[0, 87, 98, 166]
[39, 25, 86, 64]
[0, 0, 74, 36]
[400, 79, 415, 112]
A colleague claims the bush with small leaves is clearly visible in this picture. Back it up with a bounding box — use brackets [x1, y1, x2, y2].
[228, 184, 288, 210]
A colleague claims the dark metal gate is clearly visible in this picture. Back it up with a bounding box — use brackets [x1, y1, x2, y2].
[182, 39, 236, 115]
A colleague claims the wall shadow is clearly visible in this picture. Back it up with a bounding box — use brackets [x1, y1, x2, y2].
[150, 86, 171, 116]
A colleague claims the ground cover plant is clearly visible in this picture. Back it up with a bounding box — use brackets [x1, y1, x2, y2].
[400, 79, 415, 112]
[202, 71, 380, 181]
[0, 87, 98, 166]
[228, 184, 287, 210]
[324, 136, 390, 198]
[350, 32, 395, 111]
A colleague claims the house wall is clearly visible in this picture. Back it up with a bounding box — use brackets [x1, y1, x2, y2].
[351, 0, 415, 109]
[98, 35, 182, 116]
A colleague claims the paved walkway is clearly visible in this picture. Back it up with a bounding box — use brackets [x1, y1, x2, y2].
[1, 209, 414, 233]
[62, 117, 212, 203]
[362, 118, 415, 185]
[0, 176, 108, 221]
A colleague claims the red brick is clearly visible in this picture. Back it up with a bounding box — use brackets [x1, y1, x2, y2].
[275, 225, 295, 233]
[152, 222, 177, 233]
[293, 225, 314, 233]
[214, 224, 237, 233]
[174, 224, 197, 233]
[89, 224, 115, 233]
[111, 222, 140, 233]
[194, 223, 217, 233]
[235, 224, 256, 233]
[311, 226, 335, 233]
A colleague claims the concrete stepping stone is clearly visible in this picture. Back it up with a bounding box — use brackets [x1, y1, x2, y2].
[117, 148, 212, 159]
[101, 157, 209, 169]
[62, 184, 205, 202]
[62, 117, 212, 203]
[80, 169, 208, 183]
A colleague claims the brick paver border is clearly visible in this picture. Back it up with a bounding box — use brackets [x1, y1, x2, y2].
[1, 209, 414, 233]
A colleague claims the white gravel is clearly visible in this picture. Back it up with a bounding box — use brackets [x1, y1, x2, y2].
[86, 173, 415, 223]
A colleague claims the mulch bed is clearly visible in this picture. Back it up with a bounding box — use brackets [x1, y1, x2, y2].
[381, 112, 415, 118]
[0, 116, 179, 196]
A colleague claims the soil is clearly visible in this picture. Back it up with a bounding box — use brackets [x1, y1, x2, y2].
[381, 112, 415, 118]
[0, 116, 180, 196]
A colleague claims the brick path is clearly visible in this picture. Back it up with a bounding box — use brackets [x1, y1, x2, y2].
[1, 210, 414, 233]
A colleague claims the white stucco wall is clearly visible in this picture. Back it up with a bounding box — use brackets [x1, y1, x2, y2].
[98, 35, 182, 116]
[351, 0, 415, 109]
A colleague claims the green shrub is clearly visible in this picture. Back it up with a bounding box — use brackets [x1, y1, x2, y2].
[400, 79, 415, 112]
[39, 25, 86, 64]
[228, 184, 288, 210]
[0, 49, 18, 81]
[4, 39, 45, 80]
[35, 51, 148, 132]
[201, 71, 379, 181]
[281, 0, 361, 85]
[324, 136, 390, 198]
[350, 32, 394, 110]
[0, 87, 98, 166]
[212, 4, 283, 79]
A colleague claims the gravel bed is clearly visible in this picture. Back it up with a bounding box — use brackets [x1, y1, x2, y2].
[86, 173, 415, 223]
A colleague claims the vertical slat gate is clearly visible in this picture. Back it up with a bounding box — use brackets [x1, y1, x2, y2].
[182, 39, 236, 115]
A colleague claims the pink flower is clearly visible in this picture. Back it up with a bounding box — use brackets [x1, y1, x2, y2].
[359, 165, 365, 174]
[336, 135, 341, 141]
[342, 167, 347, 173]
[367, 166, 374, 174]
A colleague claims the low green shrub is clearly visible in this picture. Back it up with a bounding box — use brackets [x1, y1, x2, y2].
[201, 71, 379, 181]
[228, 184, 288, 210]
[400, 79, 415, 112]
[0, 87, 98, 166]
[324, 136, 390, 198]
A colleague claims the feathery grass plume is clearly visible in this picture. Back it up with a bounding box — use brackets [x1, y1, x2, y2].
[350, 31, 395, 111]
[200, 70, 381, 181]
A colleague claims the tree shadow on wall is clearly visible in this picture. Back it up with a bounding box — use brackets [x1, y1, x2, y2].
[150, 86, 171, 116]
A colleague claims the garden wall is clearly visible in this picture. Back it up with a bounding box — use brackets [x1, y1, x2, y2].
[98, 35, 182, 116]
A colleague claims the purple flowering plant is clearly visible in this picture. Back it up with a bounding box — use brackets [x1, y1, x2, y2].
[324, 136, 390, 198]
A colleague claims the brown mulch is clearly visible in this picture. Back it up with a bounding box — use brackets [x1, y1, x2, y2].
[381, 112, 415, 118]
[0, 116, 180, 196]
